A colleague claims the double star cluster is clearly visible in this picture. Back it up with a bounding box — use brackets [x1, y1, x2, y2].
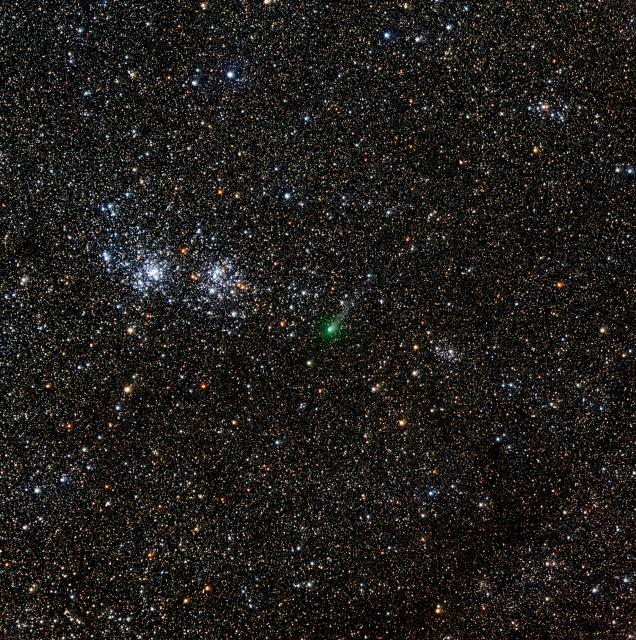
[1, 1, 634, 638]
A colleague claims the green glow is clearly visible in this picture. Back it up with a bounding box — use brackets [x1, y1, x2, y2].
[320, 315, 345, 342]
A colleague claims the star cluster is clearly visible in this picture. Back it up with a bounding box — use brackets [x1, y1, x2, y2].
[1, 1, 634, 638]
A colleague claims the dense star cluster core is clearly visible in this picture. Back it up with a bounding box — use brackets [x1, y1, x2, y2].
[1, 1, 634, 638]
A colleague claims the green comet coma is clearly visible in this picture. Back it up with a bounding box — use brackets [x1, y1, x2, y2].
[319, 316, 345, 342]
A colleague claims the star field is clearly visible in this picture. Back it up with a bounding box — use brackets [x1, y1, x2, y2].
[1, 1, 634, 638]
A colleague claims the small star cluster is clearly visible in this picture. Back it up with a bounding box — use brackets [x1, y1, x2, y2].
[1, 1, 634, 638]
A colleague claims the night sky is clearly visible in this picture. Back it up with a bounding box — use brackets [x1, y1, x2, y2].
[1, 1, 634, 638]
